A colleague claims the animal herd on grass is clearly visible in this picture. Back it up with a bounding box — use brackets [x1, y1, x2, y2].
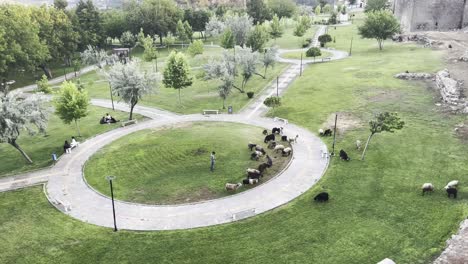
[225, 127, 297, 192]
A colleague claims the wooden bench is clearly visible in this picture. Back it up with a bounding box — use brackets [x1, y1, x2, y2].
[203, 109, 219, 115]
[322, 57, 331, 62]
[273, 116, 289, 125]
[121, 119, 138, 127]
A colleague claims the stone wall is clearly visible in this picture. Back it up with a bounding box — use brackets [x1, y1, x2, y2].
[394, 0, 468, 32]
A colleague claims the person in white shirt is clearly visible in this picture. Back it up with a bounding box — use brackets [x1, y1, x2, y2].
[70, 136, 79, 148]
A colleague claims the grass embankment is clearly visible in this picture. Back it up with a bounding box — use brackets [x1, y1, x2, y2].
[0, 106, 143, 177]
[85, 122, 291, 204]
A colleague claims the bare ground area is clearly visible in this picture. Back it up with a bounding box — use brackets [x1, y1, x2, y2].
[321, 112, 362, 135]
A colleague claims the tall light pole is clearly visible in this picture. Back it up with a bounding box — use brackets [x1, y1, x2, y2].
[300, 53, 303, 76]
[349, 36, 354, 56]
[331, 114, 338, 156]
[106, 176, 117, 232]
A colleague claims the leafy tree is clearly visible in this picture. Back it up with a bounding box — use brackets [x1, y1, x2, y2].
[221, 29, 235, 49]
[163, 51, 193, 104]
[318, 34, 332, 47]
[80, 45, 108, 68]
[306, 47, 321, 61]
[314, 5, 321, 16]
[36, 75, 52, 94]
[0, 91, 49, 164]
[54, 81, 89, 136]
[236, 48, 261, 92]
[142, 35, 159, 72]
[268, 0, 296, 18]
[183, 9, 210, 39]
[358, 10, 400, 50]
[102, 10, 127, 40]
[54, 0, 68, 10]
[322, 4, 332, 13]
[188, 40, 204, 56]
[205, 15, 225, 38]
[120, 31, 136, 48]
[247, 24, 270, 52]
[269, 14, 283, 41]
[341, 5, 347, 14]
[0, 5, 49, 79]
[75, 0, 104, 49]
[263, 96, 281, 109]
[163, 33, 176, 48]
[218, 76, 234, 109]
[365, 0, 388, 13]
[361, 112, 405, 160]
[247, 0, 272, 24]
[225, 14, 253, 47]
[328, 12, 338, 25]
[261, 46, 278, 78]
[294, 23, 306, 37]
[107, 60, 158, 120]
[183, 21, 193, 43]
[176, 20, 188, 46]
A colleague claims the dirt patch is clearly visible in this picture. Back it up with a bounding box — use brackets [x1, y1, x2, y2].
[367, 90, 405, 103]
[180, 187, 219, 203]
[454, 122, 468, 141]
[321, 112, 362, 135]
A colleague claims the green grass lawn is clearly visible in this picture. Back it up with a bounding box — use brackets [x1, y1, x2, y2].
[0, 106, 143, 177]
[79, 58, 288, 115]
[267, 26, 318, 49]
[8, 61, 77, 90]
[281, 49, 333, 60]
[84, 122, 291, 204]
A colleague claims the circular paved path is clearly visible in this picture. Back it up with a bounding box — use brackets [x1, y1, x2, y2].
[45, 104, 329, 230]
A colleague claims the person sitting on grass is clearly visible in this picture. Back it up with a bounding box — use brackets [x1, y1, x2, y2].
[70, 136, 79, 148]
[100, 116, 107, 124]
[63, 140, 71, 154]
[105, 113, 118, 123]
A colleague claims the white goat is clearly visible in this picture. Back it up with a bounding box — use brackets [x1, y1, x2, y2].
[274, 144, 285, 153]
[225, 183, 242, 191]
[288, 135, 299, 144]
[444, 180, 459, 189]
[356, 140, 362, 150]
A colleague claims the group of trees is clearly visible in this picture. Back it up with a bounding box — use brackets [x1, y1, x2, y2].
[246, 0, 297, 24]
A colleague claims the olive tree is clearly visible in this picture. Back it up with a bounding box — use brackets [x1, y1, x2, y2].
[163, 51, 193, 104]
[80, 45, 108, 69]
[358, 10, 400, 50]
[0, 91, 49, 163]
[106, 60, 158, 120]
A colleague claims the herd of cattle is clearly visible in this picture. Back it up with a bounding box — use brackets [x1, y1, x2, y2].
[225, 127, 295, 191]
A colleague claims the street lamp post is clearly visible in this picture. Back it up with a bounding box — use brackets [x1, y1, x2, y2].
[106, 175, 117, 232]
[331, 114, 338, 156]
[300, 53, 303, 76]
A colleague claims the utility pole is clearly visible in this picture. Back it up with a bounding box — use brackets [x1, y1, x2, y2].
[349, 36, 354, 56]
[331, 114, 338, 156]
[106, 176, 117, 232]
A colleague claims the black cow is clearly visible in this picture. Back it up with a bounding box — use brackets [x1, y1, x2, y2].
[314, 192, 329, 202]
[323, 129, 332, 136]
[281, 135, 288, 141]
[266, 155, 273, 167]
[447, 187, 457, 199]
[248, 143, 257, 151]
[248, 171, 262, 179]
[272, 127, 282, 134]
[339, 149, 350, 161]
[264, 134, 275, 143]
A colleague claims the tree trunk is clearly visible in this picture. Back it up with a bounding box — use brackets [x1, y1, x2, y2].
[361, 133, 374, 161]
[8, 139, 33, 164]
[75, 119, 81, 137]
[129, 100, 137, 120]
[39, 64, 53, 79]
[178, 89, 182, 104]
[159, 34, 163, 46]
[222, 98, 225, 109]
[378, 39, 383, 50]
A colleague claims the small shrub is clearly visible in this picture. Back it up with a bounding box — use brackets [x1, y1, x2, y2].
[306, 47, 322, 59]
[247, 92, 254, 98]
[263, 96, 281, 108]
[318, 34, 333, 47]
[302, 40, 309, 48]
[188, 40, 204, 57]
[36, 75, 52, 94]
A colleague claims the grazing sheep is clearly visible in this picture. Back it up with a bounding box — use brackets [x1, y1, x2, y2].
[251, 152, 259, 160]
[323, 129, 332, 136]
[255, 150, 264, 157]
[262, 129, 268, 135]
[272, 127, 283, 134]
[356, 140, 362, 150]
[266, 155, 273, 167]
[268, 141, 277, 149]
[264, 134, 276, 143]
[274, 144, 285, 153]
[444, 180, 459, 189]
[421, 183, 434, 196]
[281, 135, 288, 141]
[314, 192, 329, 202]
[446, 187, 457, 198]
[258, 163, 269, 173]
[246, 168, 260, 174]
[339, 149, 350, 161]
[318, 129, 324, 135]
[243, 178, 259, 185]
[255, 145, 266, 154]
[248, 171, 262, 179]
[248, 143, 257, 151]
[289, 135, 299, 144]
[282, 147, 292, 156]
[225, 183, 242, 191]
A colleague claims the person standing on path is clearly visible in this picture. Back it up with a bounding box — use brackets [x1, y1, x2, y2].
[210, 151, 216, 172]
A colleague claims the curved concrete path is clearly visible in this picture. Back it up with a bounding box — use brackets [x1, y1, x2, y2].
[44, 106, 328, 230]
